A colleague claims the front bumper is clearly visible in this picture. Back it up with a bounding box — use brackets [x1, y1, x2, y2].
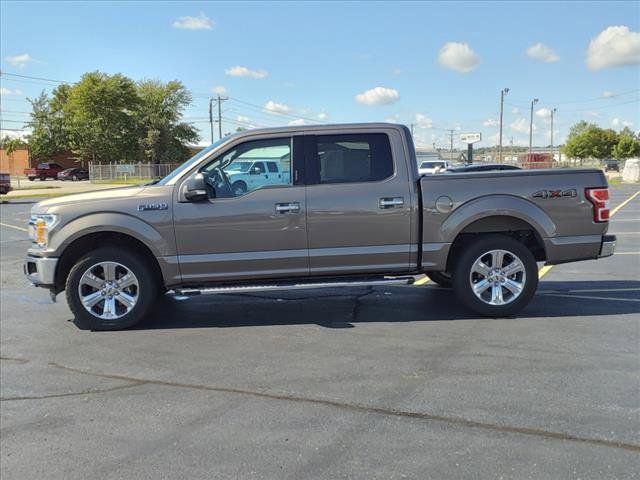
[24, 256, 58, 286]
[598, 235, 616, 258]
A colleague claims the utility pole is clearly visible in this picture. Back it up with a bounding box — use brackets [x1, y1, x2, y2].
[410, 124, 414, 137]
[210, 95, 229, 141]
[529, 98, 539, 155]
[498, 87, 509, 163]
[208, 98, 215, 144]
[448, 129, 455, 161]
[550, 107, 557, 161]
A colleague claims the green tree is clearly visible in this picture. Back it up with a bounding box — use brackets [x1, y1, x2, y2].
[64, 71, 140, 163]
[135, 79, 199, 164]
[563, 122, 618, 161]
[612, 134, 640, 159]
[26, 90, 69, 161]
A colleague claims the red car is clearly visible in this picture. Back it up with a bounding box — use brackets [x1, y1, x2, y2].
[24, 162, 65, 181]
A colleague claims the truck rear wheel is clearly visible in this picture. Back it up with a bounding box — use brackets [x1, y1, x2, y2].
[424, 271, 452, 288]
[452, 235, 537, 317]
[65, 247, 158, 330]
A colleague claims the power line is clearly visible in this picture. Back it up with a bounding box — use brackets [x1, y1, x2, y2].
[0, 71, 70, 84]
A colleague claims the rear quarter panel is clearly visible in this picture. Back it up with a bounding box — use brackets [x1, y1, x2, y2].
[420, 169, 608, 266]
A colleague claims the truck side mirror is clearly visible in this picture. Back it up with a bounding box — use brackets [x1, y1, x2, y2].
[184, 173, 209, 202]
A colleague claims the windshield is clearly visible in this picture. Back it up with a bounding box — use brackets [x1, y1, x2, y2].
[225, 161, 253, 172]
[156, 137, 229, 186]
[420, 161, 444, 169]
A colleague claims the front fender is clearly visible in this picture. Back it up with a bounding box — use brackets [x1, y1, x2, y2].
[439, 195, 556, 242]
[45, 212, 175, 258]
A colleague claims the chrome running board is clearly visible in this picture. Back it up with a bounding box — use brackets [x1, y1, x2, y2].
[174, 276, 415, 296]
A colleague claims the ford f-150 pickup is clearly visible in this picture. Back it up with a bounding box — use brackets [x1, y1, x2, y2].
[24, 123, 615, 330]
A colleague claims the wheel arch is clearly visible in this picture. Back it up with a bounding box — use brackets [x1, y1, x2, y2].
[54, 231, 165, 294]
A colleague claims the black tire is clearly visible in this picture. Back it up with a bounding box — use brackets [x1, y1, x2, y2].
[72, 175, 78, 181]
[232, 181, 247, 196]
[40, 175, 46, 181]
[65, 247, 159, 330]
[28, 177, 35, 181]
[452, 234, 538, 317]
[424, 271, 452, 288]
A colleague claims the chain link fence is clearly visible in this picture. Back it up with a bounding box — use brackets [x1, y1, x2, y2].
[88, 163, 180, 183]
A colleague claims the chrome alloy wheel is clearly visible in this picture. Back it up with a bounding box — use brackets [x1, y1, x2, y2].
[469, 249, 526, 306]
[78, 261, 139, 320]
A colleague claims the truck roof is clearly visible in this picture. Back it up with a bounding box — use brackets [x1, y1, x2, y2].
[237, 122, 406, 137]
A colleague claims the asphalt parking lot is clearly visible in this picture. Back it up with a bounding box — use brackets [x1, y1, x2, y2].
[1, 186, 639, 479]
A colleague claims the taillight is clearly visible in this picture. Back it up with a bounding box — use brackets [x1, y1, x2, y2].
[585, 187, 610, 222]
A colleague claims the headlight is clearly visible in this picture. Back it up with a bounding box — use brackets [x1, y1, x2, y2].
[28, 214, 59, 247]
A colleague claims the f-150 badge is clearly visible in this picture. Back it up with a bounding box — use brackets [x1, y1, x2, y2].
[137, 202, 168, 211]
[532, 189, 577, 199]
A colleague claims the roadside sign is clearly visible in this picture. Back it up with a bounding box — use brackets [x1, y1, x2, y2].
[115, 164, 135, 174]
[460, 132, 482, 144]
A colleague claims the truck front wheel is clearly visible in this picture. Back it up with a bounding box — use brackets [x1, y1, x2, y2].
[232, 181, 247, 196]
[452, 235, 538, 317]
[65, 247, 159, 330]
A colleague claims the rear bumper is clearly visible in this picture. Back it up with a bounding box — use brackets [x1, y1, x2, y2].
[598, 235, 616, 258]
[24, 256, 58, 287]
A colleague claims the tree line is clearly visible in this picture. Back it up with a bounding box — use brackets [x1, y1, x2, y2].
[24, 71, 199, 164]
[563, 121, 639, 161]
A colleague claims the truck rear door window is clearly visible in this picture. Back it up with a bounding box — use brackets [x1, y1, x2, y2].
[313, 134, 393, 184]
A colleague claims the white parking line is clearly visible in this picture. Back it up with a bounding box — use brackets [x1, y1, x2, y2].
[0, 222, 27, 232]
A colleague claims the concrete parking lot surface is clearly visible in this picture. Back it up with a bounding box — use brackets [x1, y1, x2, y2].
[1, 186, 639, 479]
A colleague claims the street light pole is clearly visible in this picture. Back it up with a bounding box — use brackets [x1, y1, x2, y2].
[529, 98, 539, 155]
[550, 107, 557, 159]
[498, 87, 509, 163]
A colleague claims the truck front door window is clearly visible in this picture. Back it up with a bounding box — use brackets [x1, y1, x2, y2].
[201, 138, 292, 198]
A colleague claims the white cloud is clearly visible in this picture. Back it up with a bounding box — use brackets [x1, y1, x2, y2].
[172, 12, 213, 30]
[225, 66, 268, 79]
[483, 118, 499, 127]
[264, 100, 291, 114]
[317, 112, 328, 121]
[437, 42, 479, 73]
[287, 119, 306, 126]
[511, 117, 535, 134]
[392, 68, 402, 75]
[535, 108, 552, 119]
[5, 53, 33, 67]
[211, 85, 227, 95]
[385, 114, 401, 123]
[511, 107, 521, 115]
[612, 118, 633, 128]
[587, 111, 600, 117]
[414, 113, 433, 129]
[602, 91, 615, 98]
[355, 86, 400, 105]
[237, 116, 250, 123]
[0, 87, 22, 95]
[526, 43, 560, 63]
[586, 25, 640, 70]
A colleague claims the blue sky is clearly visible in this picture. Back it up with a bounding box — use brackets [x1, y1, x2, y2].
[1, 1, 638, 149]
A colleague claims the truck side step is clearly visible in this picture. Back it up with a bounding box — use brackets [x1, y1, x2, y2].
[174, 276, 416, 297]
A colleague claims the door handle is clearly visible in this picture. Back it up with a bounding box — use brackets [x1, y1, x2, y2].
[275, 202, 301, 214]
[379, 197, 404, 208]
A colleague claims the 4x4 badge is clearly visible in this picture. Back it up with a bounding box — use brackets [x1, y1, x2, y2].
[532, 189, 577, 199]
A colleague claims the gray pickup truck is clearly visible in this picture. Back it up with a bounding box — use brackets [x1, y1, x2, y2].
[24, 123, 615, 330]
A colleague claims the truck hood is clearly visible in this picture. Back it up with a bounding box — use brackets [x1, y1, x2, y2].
[33, 185, 147, 213]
